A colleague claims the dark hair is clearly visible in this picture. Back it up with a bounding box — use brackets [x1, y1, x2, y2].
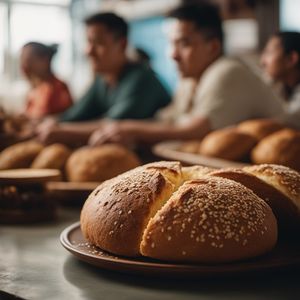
[168, 3, 223, 45]
[85, 12, 128, 39]
[274, 31, 300, 54]
[23, 42, 58, 60]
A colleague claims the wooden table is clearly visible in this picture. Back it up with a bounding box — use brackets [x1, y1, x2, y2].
[0, 207, 299, 300]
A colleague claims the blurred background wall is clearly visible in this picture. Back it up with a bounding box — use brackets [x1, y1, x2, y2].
[1, 0, 300, 114]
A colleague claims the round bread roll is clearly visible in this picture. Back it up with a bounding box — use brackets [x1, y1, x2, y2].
[237, 119, 285, 141]
[66, 144, 141, 182]
[81, 161, 182, 256]
[199, 127, 257, 161]
[0, 141, 44, 170]
[31, 143, 71, 171]
[81, 161, 278, 262]
[210, 166, 300, 232]
[251, 129, 300, 171]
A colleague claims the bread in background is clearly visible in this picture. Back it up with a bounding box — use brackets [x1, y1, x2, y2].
[0, 141, 43, 170]
[251, 129, 300, 171]
[199, 127, 257, 161]
[237, 118, 285, 141]
[66, 144, 141, 182]
[31, 143, 71, 172]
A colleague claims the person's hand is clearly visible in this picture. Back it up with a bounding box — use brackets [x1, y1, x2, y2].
[88, 121, 138, 146]
[35, 118, 61, 144]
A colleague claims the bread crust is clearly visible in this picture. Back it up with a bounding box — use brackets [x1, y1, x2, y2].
[31, 143, 71, 171]
[0, 141, 43, 170]
[251, 129, 300, 172]
[66, 144, 140, 182]
[237, 119, 284, 141]
[140, 177, 277, 262]
[211, 168, 300, 231]
[199, 127, 257, 161]
[80, 161, 182, 256]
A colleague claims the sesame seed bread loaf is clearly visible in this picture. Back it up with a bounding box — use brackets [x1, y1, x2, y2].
[81, 161, 280, 262]
[199, 127, 257, 161]
[210, 167, 300, 232]
[141, 177, 277, 263]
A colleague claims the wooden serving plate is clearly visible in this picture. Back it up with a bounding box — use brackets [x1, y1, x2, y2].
[60, 222, 300, 278]
[153, 141, 250, 168]
[0, 169, 61, 185]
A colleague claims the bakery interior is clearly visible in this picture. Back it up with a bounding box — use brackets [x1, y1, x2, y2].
[1, 0, 300, 299]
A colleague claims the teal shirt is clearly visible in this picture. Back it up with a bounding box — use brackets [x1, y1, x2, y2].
[60, 63, 171, 122]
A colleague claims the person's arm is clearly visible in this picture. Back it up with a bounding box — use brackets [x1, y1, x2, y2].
[88, 116, 211, 146]
[37, 118, 111, 147]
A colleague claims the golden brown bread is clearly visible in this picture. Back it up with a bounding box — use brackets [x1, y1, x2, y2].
[81, 161, 279, 262]
[210, 167, 300, 232]
[0, 141, 44, 170]
[66, 144, 141, 182]
[199, 127, 257, 161]
[80, 161, 181, 256]
[251, 129, 300, 172]
[237, 119, 285, 141]
[141, 176, 277, 263]
[31, 143, 71, 171]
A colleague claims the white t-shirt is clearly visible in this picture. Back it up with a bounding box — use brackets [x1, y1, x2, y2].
[283, 83, 300, 129]
[158, 57, 284, 130]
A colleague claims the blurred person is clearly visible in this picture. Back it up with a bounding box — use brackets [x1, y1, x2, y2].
[88, 3, 284, 147]
[261, 31, 300, 129]
[21, 42, 73, 120]
[37, 12, 170, 146]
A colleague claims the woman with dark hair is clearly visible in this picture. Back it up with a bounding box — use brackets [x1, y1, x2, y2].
[20, 42, 73, 119]
[261, 31, 300, 128]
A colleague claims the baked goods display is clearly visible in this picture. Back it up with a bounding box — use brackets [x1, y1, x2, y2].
[177, 119, 300, 170]
[65, 144, 141, 182]
[0, 142, 141, 183]
[79, 161, 297, 263]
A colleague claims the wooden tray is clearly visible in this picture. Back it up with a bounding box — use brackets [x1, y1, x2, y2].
[60, 222, 300, 278]
[153, 141, 250, 168]
[0, 169, 61, 185]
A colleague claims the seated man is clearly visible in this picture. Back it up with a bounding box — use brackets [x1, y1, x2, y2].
[261, 31, 300, 129]
[89, 3, 284, 146]
[37, 12, 170, 146]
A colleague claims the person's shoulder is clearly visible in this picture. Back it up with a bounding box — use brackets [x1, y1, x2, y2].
[123, 62, 156, 79]
[208, 56, 248, 74]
